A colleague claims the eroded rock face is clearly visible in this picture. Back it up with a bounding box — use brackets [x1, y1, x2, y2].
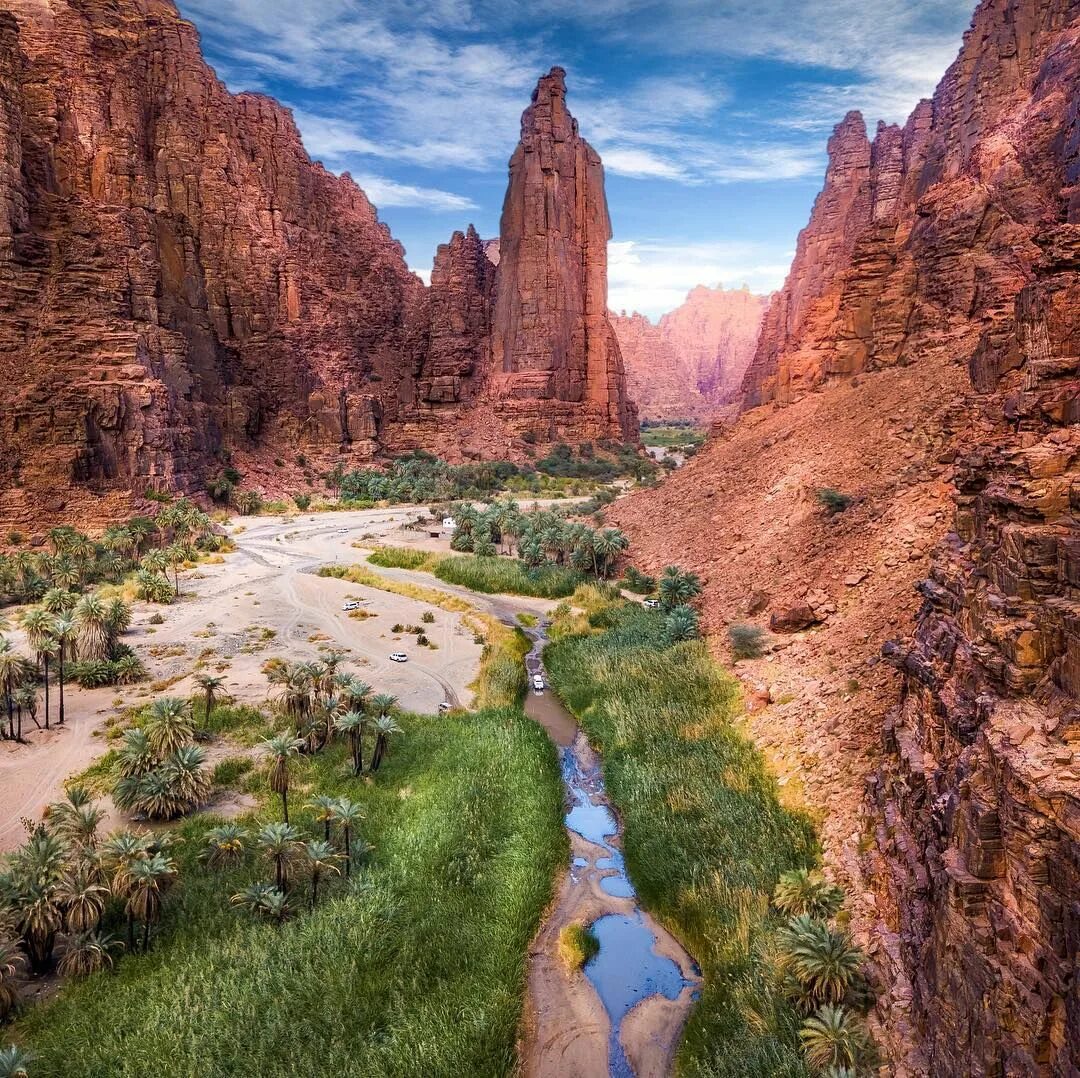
[741, 0, 1076, 410]
[490, 67, 638, 442]
[0, 8, 635, 521]
[612, 285, 769, 420]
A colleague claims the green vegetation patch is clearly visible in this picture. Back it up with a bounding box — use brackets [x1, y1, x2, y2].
[544, 603, 819, 1075]
[14, 709, 565, 1077]
[557, 921, 600, 970]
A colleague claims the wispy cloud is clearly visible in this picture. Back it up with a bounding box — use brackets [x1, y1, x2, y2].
[351, 174, 477, 212]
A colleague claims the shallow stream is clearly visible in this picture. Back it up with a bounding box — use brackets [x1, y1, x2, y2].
[522, 624, 698, 1076]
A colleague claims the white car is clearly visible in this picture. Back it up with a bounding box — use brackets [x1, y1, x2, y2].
[438, 702, 452, 713]
[343, 600, 362, 611]
[442, 517, 457, 530]
[532, 674, 545, 693]
[643, 598, 661, 609]
[389, 652, 408, 663]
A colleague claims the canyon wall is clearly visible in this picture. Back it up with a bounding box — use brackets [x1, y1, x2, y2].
[0, 3, 634, 522]
[617, 0, 1080, 1072]
[612, 285, 769, 420]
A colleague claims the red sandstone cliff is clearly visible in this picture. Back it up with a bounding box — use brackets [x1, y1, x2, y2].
[613, 285, 769, 420]
[0, 5, 634, 521]
[489, 67, 637, 442]
[617, 0, 1080, 1071]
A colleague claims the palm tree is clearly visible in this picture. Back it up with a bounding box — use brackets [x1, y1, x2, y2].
[52, 615, 75, 726]
[301, 840, 341, 910]
[41, 588, 76, 615]
[124, 852, 176, 953]
[338, 676, 372, 716]
[230, 881, 292, 923]
[58, 865, 109, 932]
[163, 745, 211, 809]
[57, 930, 118, 977]
[658, 565, 703, 611]
[0, 643, 31, 741]
[262, 734, 304, 823]
[21, 607, 54, 728]
[5, 830, 67, 972]
[13, 684, 39, 736]
[370, 712, 402, 772]
[201, 824, 248, 870]
[662, 605, 700, 643]
[254, 822, 301, 891]
[145, 697, 193, 757]
[333, 710, 367, 775]
[101, 830, 153, 905]
[194, 673, 227, 720]
[799, 1006, 872, 1071]
[73, 593, 111, 661]
[330, 798, 365, 879]
[0, 938, 25, 1019]
[306, 795, 339, 844]
[103, 598, 131, 651]
[779, 916, 864, 1008]
[773, 868, 845, 920]
[49, 554, 82, 592]
[164, 542, 187, 597]
[0, 1045, 31, 1078]
[117, 728, 155, 779]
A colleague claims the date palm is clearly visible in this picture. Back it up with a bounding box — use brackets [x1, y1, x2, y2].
[194, 673, 227, 720]
[57, 930, 118, 977]
[117, 728, 155, 779]
[0, 643, 31, 741]
[5, 831, 67, 973]
[21, 606, 54, 728]
[201, 824, 248, 870]
[164, 744, 211, 808]
[333, 710, 367, 775]
[306, 795, 339, 843]
[0, 1045, 31, 1077]
[779, 915, 864, 1008]
[230, 881, 290, 922]
[41, 588, 76, 616]
[658, 565, 702, 611]
[773, 868, 844, 920]
[58, 865, 109, 932]
[301, 840, 340, 910]
[0, 937, 24, 1019]
[254, 822, 301, 891]
[164, 542, 188, 597]
[799, 1005, 872, 1071]
[124, 852, 176, 953]
[262, 733, 303, 823]
[101, 830, 153, 899]
[145, 696, 193, 757]
[49, 554, 82, 592]
[73, 593, 111, 661]
[330, 798, 365, 879]
[51, 615, 75, 726]
[370, 712, 402, 772]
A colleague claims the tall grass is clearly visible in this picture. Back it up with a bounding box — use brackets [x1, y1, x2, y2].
[433, 556, 582, 599]
[544, 604, 819, 1076]
[364, 546, 583, 599]
[317, 564, 474, 613]
[14, 709, 565, 1076]
[467, 615, 530, 709]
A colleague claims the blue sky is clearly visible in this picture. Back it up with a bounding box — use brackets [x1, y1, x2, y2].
[175, 0, 976, 319]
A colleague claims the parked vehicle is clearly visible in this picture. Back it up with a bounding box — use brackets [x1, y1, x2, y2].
[442, 517, 456, 530]
[438, 702, 452, 713]
[532, 674, 545, 693]
[643, 598, 661, 609]
[343, 600, 362, 611]
[389, 652, 408, 663]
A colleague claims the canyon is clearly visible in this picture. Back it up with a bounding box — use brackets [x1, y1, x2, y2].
[612, 284, 769, 421]
[615, 0, 1080, 1072]
[0, 0, 634, 526]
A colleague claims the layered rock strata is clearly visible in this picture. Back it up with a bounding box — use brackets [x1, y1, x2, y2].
[0, 4, 634, 521]
[613, 285, 768, 420]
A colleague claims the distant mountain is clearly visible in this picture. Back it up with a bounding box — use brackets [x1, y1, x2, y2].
[612, 286, 769, 421]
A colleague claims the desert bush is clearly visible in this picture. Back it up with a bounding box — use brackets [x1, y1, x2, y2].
[816, 488, 853, 515]
[729, 623, 767, 660]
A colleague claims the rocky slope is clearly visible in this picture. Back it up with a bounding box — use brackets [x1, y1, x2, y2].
[613, 285, 768, 420]
[0, 3, 634, 523]
[616, 0, 1080, 1071]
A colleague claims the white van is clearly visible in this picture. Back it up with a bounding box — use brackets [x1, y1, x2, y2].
[442, 517, 456, 530]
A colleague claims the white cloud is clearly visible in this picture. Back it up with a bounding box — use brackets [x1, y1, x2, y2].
[602, 147, 688, 181]
[351, 174, 477, 212]
[607, 239, 789, 319]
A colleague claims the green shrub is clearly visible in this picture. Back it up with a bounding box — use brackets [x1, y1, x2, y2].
[558, 922, 599, 969]
[816, 488, 853, 515]
[421, 611, 435, 624]
[293, 493, 312, 511]
[729, 623, 767, 660]
[367, 546, 433, 571]
[211, 756, 254, 787]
